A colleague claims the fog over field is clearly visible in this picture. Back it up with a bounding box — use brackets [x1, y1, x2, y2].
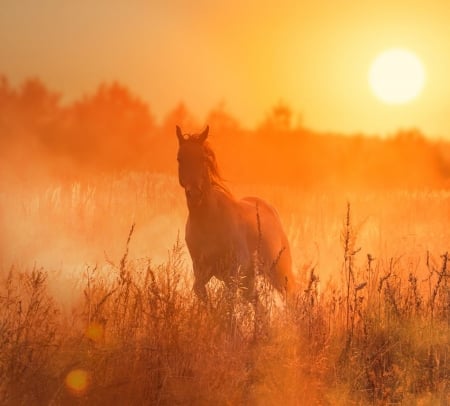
[0, 76, 449, 404]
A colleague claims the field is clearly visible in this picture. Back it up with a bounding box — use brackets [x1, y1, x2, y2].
[1, 172, 449, 405]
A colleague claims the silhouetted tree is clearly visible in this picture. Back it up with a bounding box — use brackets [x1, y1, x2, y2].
[259, 101, 293, 134]
[206, 102, 240, 136]
[64, 82, 155, 170]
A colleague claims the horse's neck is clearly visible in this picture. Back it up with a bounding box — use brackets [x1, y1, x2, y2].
[188, 185, 236, 225]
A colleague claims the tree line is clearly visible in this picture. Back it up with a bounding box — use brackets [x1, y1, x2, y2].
[1, 75, 449, 189]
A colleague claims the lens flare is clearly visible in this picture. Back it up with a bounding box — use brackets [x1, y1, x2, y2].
[65, 369, 90, 396]
[85, 322, 104, 342]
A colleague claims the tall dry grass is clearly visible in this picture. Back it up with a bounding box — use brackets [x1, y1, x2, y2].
[0, 173, 449, 404]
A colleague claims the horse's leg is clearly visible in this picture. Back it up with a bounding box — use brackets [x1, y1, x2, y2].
[249, 282, 270, 341]
[192, 260, 212, 302]
[242, 270, 256, 302]
[234, 244, 254, 302]
[243, 255, 272, 340]
[193, 279, 208, 302]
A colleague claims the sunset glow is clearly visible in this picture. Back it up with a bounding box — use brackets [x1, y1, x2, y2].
[1, 1, 450, 136]
[1, 2, 450, 404]
[369, 49, 425, 104]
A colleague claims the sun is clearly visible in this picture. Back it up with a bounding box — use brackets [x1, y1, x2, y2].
[369, 48, 425, 104]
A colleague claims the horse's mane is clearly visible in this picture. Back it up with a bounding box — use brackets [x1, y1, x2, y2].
[185, 133, 233, 198]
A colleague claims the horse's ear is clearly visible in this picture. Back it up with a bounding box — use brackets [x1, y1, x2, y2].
[176, 125, 184, 144]
[198, 126, 209, 143]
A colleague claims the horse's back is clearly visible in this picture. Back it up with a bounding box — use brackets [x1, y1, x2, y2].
[238, 196, 294, 293]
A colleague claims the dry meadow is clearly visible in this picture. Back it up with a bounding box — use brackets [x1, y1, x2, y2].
[1, 172, 449, 405]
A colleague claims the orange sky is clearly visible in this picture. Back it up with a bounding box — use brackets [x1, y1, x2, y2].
[1, 0, 450, 138]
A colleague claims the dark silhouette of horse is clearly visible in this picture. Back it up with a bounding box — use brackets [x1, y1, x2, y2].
[176, 125, 295, 302]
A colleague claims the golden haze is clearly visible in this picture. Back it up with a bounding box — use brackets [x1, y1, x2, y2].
[1, 1, 450, 403]
[1, 1, 450, 136]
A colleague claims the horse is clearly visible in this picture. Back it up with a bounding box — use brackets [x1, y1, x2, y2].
[176, 125, 295, 302]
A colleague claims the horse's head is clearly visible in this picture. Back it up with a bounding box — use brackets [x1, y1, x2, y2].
[176, 125, 210, 209]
